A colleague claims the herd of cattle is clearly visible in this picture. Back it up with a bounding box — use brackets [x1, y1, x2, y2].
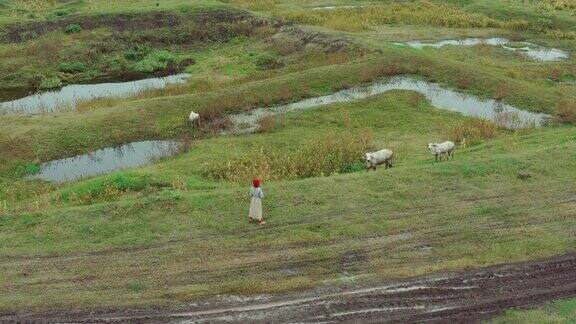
[190, 110, 456, 172]
[364, 141, 455, 171]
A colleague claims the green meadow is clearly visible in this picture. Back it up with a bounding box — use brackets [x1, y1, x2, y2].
[0, 0, 575, 316]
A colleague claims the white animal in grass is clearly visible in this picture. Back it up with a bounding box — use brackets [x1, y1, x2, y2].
[189, 111, 200, 126]
[364, 149, 394, 171]
[427, 141, 455, 162]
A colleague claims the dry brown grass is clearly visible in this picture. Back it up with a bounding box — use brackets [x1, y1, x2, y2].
[202, 130, 372, 182]
[446, 118, 500, 145]
[554, 99, 576, 124]
[257, 115, 277, 133]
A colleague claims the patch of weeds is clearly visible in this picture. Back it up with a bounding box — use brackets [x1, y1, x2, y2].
[202, 130, 372, 182]
[341, 161, 365, 173]
[160, 188, 184, 201]
[124, 45, 152, 61]
[11, 163, 40, 177]
[257, 115, 277, 133]
[554, 99, 576, 124]
[133, 50, 177, 73]
[64, 24, 81, 34]
[127, 282, 145, 293]
[39, 76, 62, 89]
[59, 61, 86, 73]
[58, 172, 164, 204]
[447, 118, 499, 146]
[252, 53, 283, 70]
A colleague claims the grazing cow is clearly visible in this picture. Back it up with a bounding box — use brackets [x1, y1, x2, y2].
[427, 141, 455, 162]
[189, 111, 200, 126]
[364, 149, 394, 171]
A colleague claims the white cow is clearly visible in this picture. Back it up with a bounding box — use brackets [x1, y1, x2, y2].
[189, 111, 200, 126]
[364, 149, 394, 171]
[427, 141, 455, 162]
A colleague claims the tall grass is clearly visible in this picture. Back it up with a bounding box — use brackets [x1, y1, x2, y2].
[446, 118, 499, 146]
[554, 99, 576, 125]
[270, 2, 526, 32]
[202, 130, 372, 182]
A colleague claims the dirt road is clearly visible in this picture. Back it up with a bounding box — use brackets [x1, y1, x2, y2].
[3, 253, 576, 323]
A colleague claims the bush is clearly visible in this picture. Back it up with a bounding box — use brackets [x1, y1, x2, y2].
[269, 34, 304, 55]
[64, 24, 81, 34]
[58, 172, 164, 204]
[446, 118, 499, 146]
[554, 99, 576, 124]
[134, 50, 177, 73]
[124, 45, 152, 61]
[253, 53, 284, 70]
[59, 61, 86, 73]
[202, 130, 373, 182]
[257, 115, 277, 133]
[39, 76, 62, 89]
[11, 163, 40, 177]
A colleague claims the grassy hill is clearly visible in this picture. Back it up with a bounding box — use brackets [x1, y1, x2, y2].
[0, 0, 575, 315]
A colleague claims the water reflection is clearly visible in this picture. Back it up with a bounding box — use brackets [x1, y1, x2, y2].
[30, 140, 181, 183]
[0, 73, 190, 115]
[228, 77, 549, 133]
[398, 37, 569, 62]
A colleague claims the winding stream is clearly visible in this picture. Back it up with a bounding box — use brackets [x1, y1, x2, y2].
[29, 140, 181, 183]
[397, 37, 569, 62]
[0, 73, 190, 115]
[30, 77, 549, 183]
[228, 76, 549, 134]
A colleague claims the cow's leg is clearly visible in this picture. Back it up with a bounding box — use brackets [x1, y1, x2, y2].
[435, 154, 438, 162]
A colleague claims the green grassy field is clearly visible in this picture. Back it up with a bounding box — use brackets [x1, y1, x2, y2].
[0, 0, 575, 317]
[491, 298, 576, 323]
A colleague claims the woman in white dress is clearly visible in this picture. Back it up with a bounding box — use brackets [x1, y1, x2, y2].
[249, 178, 266, 225]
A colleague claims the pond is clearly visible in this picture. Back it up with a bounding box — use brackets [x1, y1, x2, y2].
[398, 37, 569, 62]
[29, 140, 181, 183]
[0, 73, 190, 115]
[228, 76, 550, 133]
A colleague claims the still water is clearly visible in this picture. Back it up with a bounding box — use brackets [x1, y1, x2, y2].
[0, 73, 190, 115]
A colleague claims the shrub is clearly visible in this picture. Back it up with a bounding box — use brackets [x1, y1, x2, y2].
[253, 53, 283, 70]
[257, 115, 277, 133]
[446, 118, 499, 145]
[202, 130, 373, 182]
[39, 76, 62, 89]
[58, 172, 166, 204]
[554, 99, 576, 124]
[64, 24, 81, 34]
[134, 50, 177, 73]
[269, 34, 304, 55]
[124, 45, 152, 61]
[58, 61, 86, 73]
[11, 163, 40, 177]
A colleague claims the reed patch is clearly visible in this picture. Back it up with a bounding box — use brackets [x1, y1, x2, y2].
[201, 130, 372, 182]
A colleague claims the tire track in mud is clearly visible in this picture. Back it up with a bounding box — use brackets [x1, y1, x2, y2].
[3, 253, 576, 323]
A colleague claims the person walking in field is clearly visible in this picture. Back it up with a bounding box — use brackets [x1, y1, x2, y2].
[249, 178, 266, 225]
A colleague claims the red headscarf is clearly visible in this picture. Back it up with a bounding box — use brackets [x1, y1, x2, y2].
[252, 178, 260, 188]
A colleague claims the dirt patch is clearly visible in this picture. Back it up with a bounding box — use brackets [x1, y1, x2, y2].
[0, 9, 257, 43]
[3, 253, 576, 323]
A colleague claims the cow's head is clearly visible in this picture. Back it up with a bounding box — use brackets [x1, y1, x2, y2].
[427, 143, 436, 151]
[363, 152, 372, 162]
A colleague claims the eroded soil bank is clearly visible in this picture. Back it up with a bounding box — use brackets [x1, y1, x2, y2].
[3, 253, 575, 323]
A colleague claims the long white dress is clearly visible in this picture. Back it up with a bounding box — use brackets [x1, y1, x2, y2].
[249, 187, 264, 220]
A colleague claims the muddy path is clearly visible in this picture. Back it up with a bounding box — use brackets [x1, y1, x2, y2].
[3, 253, 575, 323]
